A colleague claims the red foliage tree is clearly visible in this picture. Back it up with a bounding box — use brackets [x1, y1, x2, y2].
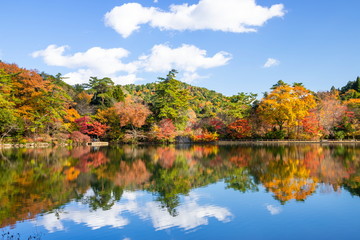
[70, 131, 91, 143]
[301, 111, 323, 139]
[75, 116, 108, 139]
[151, 119, 177, 142]
[226, 119, 251, 139]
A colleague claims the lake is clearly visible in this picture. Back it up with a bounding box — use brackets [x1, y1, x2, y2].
[1, 144, 360, 239]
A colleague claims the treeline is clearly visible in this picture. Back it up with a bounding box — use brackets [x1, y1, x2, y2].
[0, 61, 360, 143]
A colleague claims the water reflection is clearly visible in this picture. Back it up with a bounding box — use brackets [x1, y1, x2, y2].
[36, 191, 231, 232]
[265, 204, 282, 215]
[1, 144, 360, 231]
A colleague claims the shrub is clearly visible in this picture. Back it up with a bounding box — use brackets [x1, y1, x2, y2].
[191, 130, 219, 142]
[70, 131, 91, 143]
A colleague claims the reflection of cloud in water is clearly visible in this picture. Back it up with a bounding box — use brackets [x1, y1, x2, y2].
[35, 191, 232, 232]
[36, 201, 135, 232]
[145, 194, 232, 231]
[266, 204, 282, 215]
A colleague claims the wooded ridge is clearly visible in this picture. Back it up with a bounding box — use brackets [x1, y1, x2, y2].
[1, 62, 360, 144]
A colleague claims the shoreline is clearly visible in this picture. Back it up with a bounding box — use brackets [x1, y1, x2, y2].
[216, 140, 360, 145]
[1, 139, 359, 149]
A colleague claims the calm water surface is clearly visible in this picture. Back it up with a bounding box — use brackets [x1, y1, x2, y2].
[1, 144, 360, 239]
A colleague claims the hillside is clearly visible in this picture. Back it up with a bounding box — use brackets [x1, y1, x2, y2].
[123, 82, 229, 118]
[1, 62, 360, 143]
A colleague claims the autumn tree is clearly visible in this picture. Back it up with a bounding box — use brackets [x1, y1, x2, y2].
[258, 82, 316, 138]
[0, 70, 20, 140]
[75, 116, 109, 139]
[335, 111, 360, 139]
[74, 91, 95, 115]
[343, 99, 360, 139]
[301, 110, 323, 139]
[150, 119, 177, 142]
[315, 91, 347, 138]
[70, 131, 91, 143]
[96, 107, 123, 140]
[114, 97, 152, 142]
[195, 117, 226, 135]
[0, 62, 78, 138]
[226, 119, 252, 139]
[342, 89, 360, 100]
[115, 98, 151, 128]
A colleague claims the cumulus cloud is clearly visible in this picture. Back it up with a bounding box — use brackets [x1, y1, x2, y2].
[32, 45, 138, 74]
[141, 44, 231, 73]
[263, 58, 280, 68]
[32, 44, 230, 84]
[104, 0, 285, 38]
[35, 191, 232, 232]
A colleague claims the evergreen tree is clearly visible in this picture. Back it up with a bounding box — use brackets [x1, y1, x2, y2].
[153, 70, 190, 129]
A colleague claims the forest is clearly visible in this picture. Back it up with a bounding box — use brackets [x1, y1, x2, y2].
[0, 61, 360, 144]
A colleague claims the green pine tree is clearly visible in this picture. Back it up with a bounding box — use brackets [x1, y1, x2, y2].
[153, 70, 190, 129]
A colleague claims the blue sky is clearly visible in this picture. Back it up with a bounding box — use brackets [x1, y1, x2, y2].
[1, 0, 359, 96]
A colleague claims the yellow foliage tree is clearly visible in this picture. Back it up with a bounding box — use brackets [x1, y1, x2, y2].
[258, 83, 316, 137]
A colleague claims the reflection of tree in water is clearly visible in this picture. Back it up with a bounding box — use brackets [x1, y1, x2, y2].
[224, 168, 258, 193]
[259, 158, 318, 204]
[77, 151, 109, 172]
[343, 176, 360, 197]
[1, 144, 360, 228]
[148, 153, 190, 216]
[0, 148, 80, 228]
[113, 160, 151, 187]
[82, 178, 123, 211]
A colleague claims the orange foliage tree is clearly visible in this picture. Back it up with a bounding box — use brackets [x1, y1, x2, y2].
[114, 99, 151, 128]
[0, 62, 79, 138]
[150, 119, 177, 142]
[315, 91, 347, 137]
[114, 98, 151, 141]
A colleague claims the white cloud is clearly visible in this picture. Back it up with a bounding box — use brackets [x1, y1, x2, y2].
[112, 74, 144, 85]
[35, 191, 232, 232]
[154, 0, 158, 3]
[182, 72, 207, 83]
[266, 204, 282, 215]
[263, 58, 280, 68]
[141, 44, 231, 73]
[32, 45, 137, 74]
[105, 0, 285, 38]
[32, 44, 230, 84]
